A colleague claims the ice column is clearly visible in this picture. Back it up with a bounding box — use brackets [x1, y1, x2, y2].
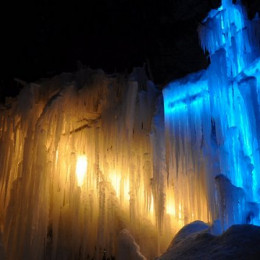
[164, 0, 260, 230]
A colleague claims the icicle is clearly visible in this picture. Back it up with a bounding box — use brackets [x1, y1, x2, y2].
[164, 0, 260, 231]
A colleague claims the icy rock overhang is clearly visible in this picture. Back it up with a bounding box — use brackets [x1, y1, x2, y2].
[163, 70, 208, 115]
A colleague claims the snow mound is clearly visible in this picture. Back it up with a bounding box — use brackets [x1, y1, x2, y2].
[169, 220, 210, 247]
[159, 223, 260, 260]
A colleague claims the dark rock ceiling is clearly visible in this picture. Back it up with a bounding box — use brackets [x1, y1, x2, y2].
[0, 0, 259, 100]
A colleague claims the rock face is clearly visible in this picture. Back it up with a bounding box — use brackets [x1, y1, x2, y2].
[159, 222, 260, 260]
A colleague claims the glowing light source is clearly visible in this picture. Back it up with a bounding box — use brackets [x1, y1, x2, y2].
[76, 155, 88, 186]
[109, 172, 121, 197]
[109, 172, 130, 207]
[166, 195, 175, 216]
[166, 205, 175, 216]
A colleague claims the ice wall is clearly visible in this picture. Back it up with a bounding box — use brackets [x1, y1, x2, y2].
[164, 0, 260, 231]
[0, 69, 168, 259]
[164, 71, 212, 228]
[1, 0, 260, 259]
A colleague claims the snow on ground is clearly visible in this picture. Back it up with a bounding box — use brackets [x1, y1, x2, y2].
[158, 221, 260, 260]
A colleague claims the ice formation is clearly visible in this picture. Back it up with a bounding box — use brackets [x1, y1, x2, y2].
[164, 0, 260, 231]
[0, 69, 164, 259]
[0, 0, 260, 259]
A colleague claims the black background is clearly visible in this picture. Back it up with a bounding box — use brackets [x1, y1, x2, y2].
[1, 0, 259, 100]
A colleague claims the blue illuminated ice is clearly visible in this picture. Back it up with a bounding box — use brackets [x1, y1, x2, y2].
[163, 0, 260, 230]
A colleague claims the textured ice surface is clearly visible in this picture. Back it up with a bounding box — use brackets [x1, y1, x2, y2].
[164, 0, 260, 231]
[1, 0, 260, 259]
[0, 69, 162, 259]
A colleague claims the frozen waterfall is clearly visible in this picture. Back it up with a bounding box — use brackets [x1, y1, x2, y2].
[164, 0, 260, 231]
[0, 0, 260, 259]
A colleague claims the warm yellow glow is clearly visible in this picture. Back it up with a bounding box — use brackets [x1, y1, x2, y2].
[150, 193, 154, 214]
[109, 172, 121, 197]
[55, 150, 59, 165]
[166, 200, 175, 216]
[148, 193, 156, 223]
[76, 155, 88, 186]
[165, 189, 176, 217]
[178, 203, 182, 219]
[123, 178, 130, 201]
